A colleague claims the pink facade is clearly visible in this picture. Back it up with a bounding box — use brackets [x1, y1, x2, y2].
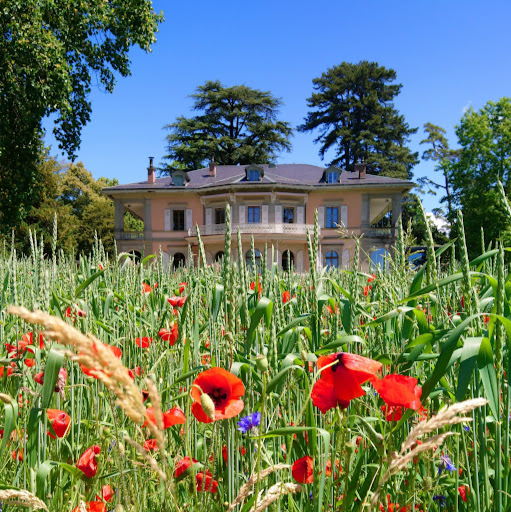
[103, 163, 413, 271]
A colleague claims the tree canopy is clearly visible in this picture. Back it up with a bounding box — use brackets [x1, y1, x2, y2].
[299, 61, 418, 180]
[163, 80, 292, 170]
[449, 97, 511, 254]
[0, 0, 163, 233]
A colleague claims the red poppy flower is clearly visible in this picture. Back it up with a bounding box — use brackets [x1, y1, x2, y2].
[143, 438, 158, 451]
[6, 339, 34, 357]
[196, 470, 218, 493]
[47, 409, 71, 438]
[190, 367, 245, 423]
[76, 445, 101, 478]
[72, 502, 107, 512]
[158, 323, 179, 345]
[458, 485, 470, 503]
[283, 291, 290, 303]
[326, 304, 339, 315]
[311, 353, 382, 413]
[143, 406, 186, 429]
[292, 455, 314, 484]
[363, 285, 372, 296]
[142, 282, 152, 293]
[372, 374, 422, 411]
[325, 458, 342, 478]
[21, 332, 46, 349]
[168, 296, 187, 307]
[367, 274, 376, 283]
[24, 358, 36, 367]
[173, 456, 198, 478]
[222, 445, 228, 465]
[135, 336, 153, 348]
[96, 484, 113, 502]
[381, 404, 403, 422]
[379, 494, 407, 512]
[11, 449, 23, 461]
[178, 282, 187, 295]
[250, 281, 262, 294]
[66, 306, 86, 318]
[0, 366, 14, 378]
[80, 343, 122, 378]
[34, 372, 45, 385]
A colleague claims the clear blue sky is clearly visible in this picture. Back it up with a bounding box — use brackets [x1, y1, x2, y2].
[43, 0, 511, 213]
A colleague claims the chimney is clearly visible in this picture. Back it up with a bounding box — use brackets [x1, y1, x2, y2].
[354, 158, 366, 179]
[209, 158, 216, 177]
[147, 156, 155, 184]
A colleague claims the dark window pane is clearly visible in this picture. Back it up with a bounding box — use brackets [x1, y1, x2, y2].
[283, 207, 294, 224]
[326, 207, 338, 228]
[248, 206, 260, 223]
[173, 210, 185, 230]
[325, 251, 339, 269]
[215, 208, 225, 224]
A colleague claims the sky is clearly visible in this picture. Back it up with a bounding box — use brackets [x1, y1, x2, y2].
[43, 0, 511, 213]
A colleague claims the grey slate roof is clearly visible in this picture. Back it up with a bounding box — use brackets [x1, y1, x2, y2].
[102, 164, 413, 192]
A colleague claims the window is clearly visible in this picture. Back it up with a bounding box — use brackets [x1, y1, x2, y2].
[215, 208, 225, 225]
[248, 169, 260, 182]
[282, 250, 294, 271]
[326, 207, 338, 228]
[173, 252, 186, 269]
[173, 175, 184, 187]
[283, 207, 294, 224]
[247, 206, 260, 223]
[173, 210, 185, 231]
[246, 249, 262, 270]
[327, 171, 338, 183]
[325, 251, 339, 269]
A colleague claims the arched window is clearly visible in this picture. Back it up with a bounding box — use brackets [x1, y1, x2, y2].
[214, 251, 225, 262]
[172, 252, 186, 270]
[129, 250, 142, 264]
[246, 249, 262, 270]
[325, 251, 339, 269]
[282, 250, 294, 272]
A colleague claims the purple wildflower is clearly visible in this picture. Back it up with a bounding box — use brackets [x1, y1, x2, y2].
[237, 411, 262, 434]
[438, 454, 456, 475]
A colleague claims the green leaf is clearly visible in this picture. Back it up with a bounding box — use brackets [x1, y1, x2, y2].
[41, 345, 64, 409]
[478, 336, 499, 419]
[0, 395, 18, 457]
[211, 283, 224, 323]
[142, 254, 156, 266]
[245, 297, 273, 347]
[27, 408, 43, 468]
[265, 365, 305, 396]
[455, 337, 483, 402]
[36, 460, 84, 498]
[277, 313, 311, 337]
[317, 335, 366, 353]
[75, 269, 104, 298]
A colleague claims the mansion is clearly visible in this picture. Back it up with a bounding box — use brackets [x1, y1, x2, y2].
[102, 160, 414, 271]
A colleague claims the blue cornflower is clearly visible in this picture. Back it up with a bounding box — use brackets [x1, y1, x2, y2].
[237, 411, 262, 433]
[463, 425, 470, 432]
[433, 494, 447, 507]
[438, 454, 456, 475]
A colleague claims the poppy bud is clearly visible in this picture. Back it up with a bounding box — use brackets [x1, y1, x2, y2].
[115, 506, 125, 512]
[200, 393, 216, 421]
[224, 332, 234, 343]
[255, 354, 268, 373]
[0, 393, 12, 404]
[452, 314, 461, 325]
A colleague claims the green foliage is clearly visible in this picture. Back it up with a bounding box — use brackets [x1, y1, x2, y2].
[299, 61, 418, 179]
[0, 0, 163, 232]
[450, 97, 511, 255]
[163, 80, 293, 170]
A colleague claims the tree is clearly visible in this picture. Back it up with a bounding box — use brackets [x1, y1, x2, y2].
[418, 123, 459, 222]
[0, 0, 163, 232]
[299, 61, 418, 180]
[449, 97, 511, 255]
[163, 80, 292, 170]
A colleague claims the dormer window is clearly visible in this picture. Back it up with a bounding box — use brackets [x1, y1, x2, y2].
[172, 170, 189, 187]
[248, 169, 260, 182]
[324, 166, 340, 184]
[245, 165, 264, 182]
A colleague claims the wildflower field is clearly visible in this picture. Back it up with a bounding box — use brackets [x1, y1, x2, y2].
[0, 209, 509, 512]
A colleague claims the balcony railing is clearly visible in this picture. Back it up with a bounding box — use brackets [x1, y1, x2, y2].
[188, 223, 315, 236]
[119, 231, 144, 240]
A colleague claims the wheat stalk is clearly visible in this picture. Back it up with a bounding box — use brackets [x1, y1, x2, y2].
[0, 489, 49, 511]
[250, 482, 303, 512]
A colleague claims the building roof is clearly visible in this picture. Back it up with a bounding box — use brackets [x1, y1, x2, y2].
[103, 164, 414, 193]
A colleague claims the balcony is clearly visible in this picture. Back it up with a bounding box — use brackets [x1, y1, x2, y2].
[119, 231, 144, 240]
[188, 223, 315, 236]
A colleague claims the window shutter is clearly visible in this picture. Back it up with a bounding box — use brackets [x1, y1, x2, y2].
[205, 208, 212, 225]
[297, 206, 304, 224]
[164, 209, 171, 231]
[261, 205, 268, 224]
[275, 205, 282, 223]
[318, 206, 325, 228]
[341, 205, 348, 228]
[239, 205, 246, 224]
[185, 209, 193, 230]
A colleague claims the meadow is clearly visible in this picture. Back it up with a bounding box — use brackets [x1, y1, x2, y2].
[0, 207, 508, 512]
